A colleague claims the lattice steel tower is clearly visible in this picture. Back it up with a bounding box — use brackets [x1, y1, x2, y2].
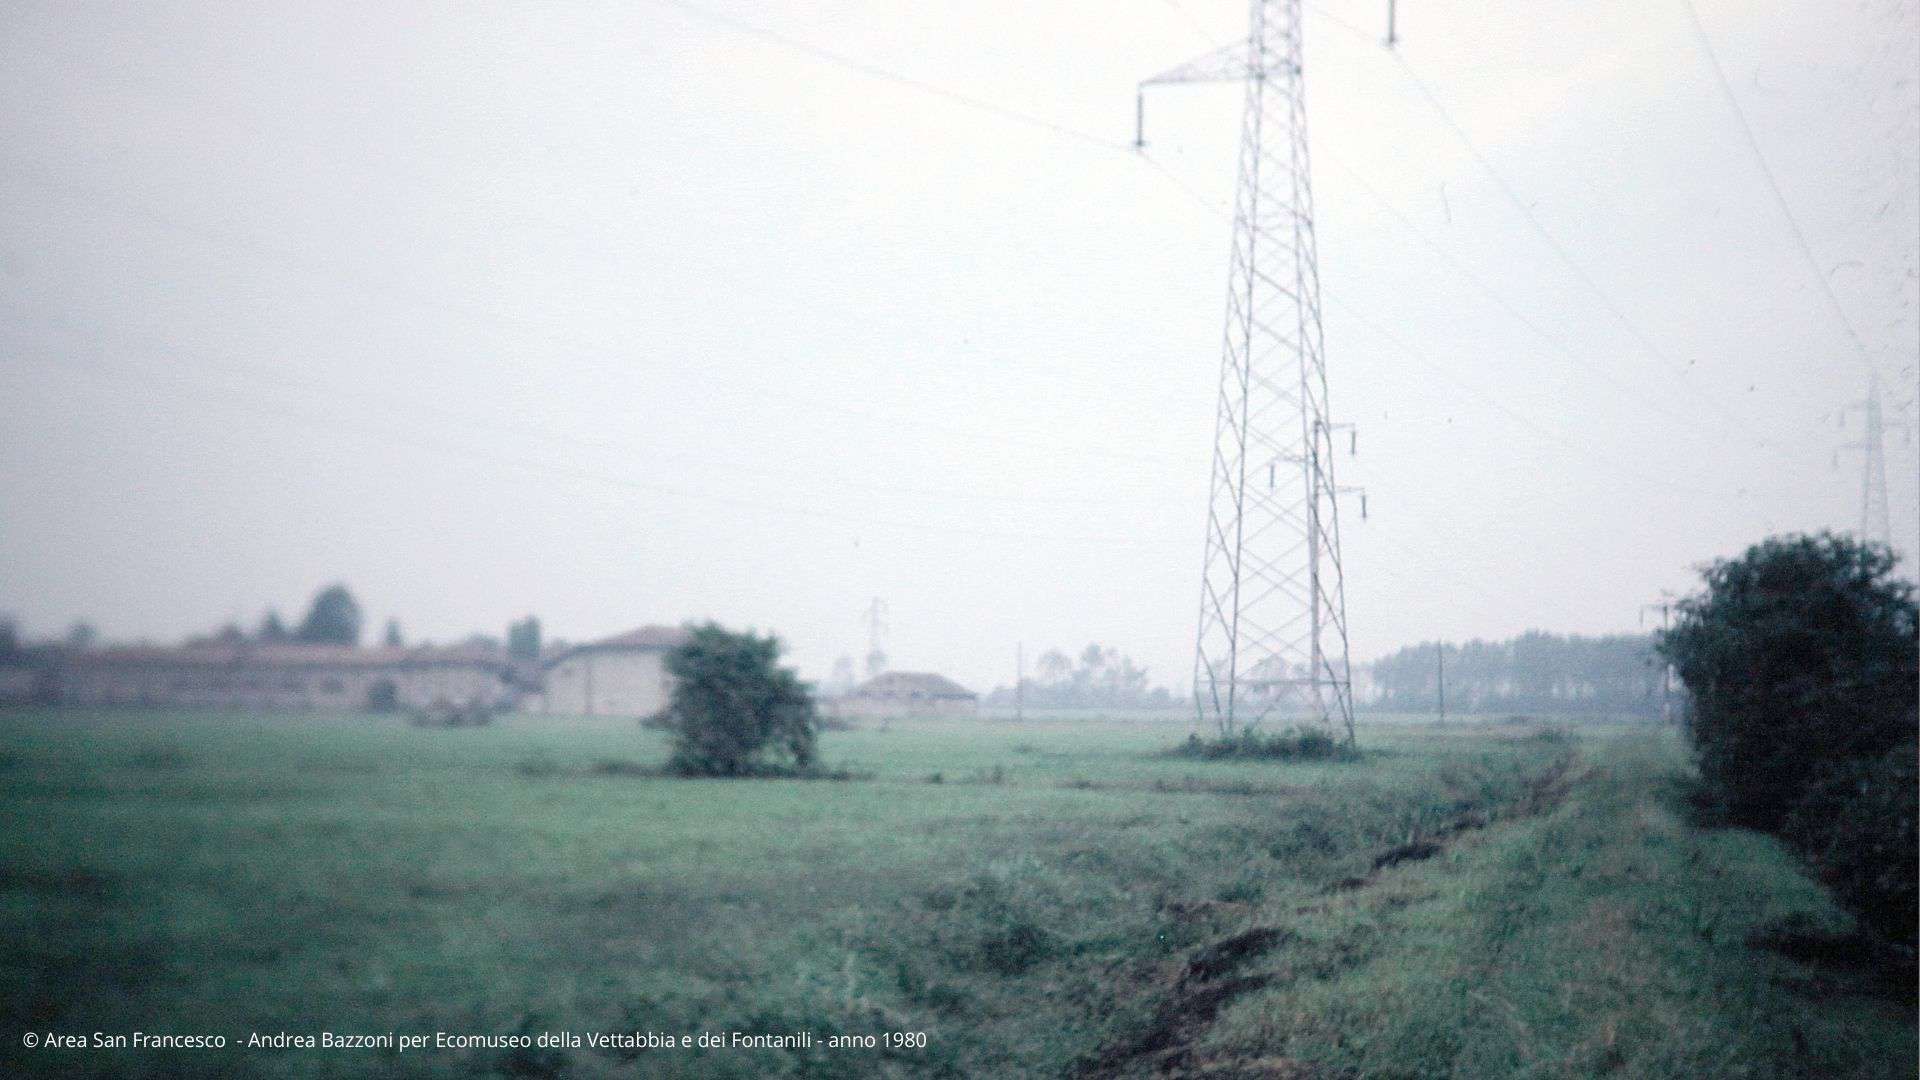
[1841, 370, 1910, 550]
[1139, 0, 1359, 739]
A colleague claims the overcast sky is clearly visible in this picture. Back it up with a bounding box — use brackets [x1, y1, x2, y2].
[2, 0, 1915, 693]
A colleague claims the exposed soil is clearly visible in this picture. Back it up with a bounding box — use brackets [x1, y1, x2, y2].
[1074, 928, 1284, 1079]
[1331, 752, 1577, 894]
[1079, 752, 1582, 1079]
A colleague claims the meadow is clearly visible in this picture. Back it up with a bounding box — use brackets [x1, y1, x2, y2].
[0, 709, 1911, 1078]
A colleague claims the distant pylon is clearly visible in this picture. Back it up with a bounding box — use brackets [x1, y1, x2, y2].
[1139, 0, 1361, 741]
[1839, 370, 1910, 551]
[861, 597, 888, 679]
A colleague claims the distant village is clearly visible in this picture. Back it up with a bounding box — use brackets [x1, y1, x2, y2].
[0, 584, 1667, 721]
[0, 584, 982, 721]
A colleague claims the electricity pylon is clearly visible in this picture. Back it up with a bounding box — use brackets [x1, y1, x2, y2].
[1838, 370, 1911, 550]
[861, 597, 888, 680]
[1139, 0, 1361, 741]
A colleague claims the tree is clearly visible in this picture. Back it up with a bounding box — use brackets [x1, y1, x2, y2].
[295, 585, 362, 647]
[382, 619, 404, 648]
[64, 621, 98, 650]
[507, 615, 542, 661]
[258, 609, 290, 643]
[365, 678, 400, 713]
[1366, 633, 1661, 716]
[659, 624, 818, 776]
[987, 643, 1174, 709]
[1035, 649, 1073, 684]
[1659, 532, 1917, 830]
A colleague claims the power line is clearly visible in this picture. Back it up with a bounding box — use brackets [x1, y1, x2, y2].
[1318, 152, 1791, 457]
[0, 159, 1183, 471]
[1137, 146, 1761, 502]
[0, 294, 1184, 514]
[1306, 13, 1792, 444]
[6, 0, 1818, 529]
[649, 0, 1131, 153]
[1318, 289, 1754, 501]
[6, 338, 1195, 552]
[644, 0, 1784, 479]
[1680, 0, 1878, 374]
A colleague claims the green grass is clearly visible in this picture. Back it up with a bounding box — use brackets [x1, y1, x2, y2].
[1191, 733, 1917, 1078]
[0, 711, 1908, 1078]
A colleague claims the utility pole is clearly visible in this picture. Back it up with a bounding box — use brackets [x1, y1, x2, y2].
[1138, 0, 1366, 743]
[1640, 595, 1677, 727]
[1015, 642, 1025, 723]
[1837, 370, 1911, 551]
[1436, 643, 1445, 725]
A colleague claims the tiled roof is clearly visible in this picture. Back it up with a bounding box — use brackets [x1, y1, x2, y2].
[850, 671, 976, 700]
[578, 626, 693, 651]
[63, 642, 507, 669]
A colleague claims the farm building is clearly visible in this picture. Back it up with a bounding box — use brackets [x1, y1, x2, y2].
[0, 644, 64, 706]
[520, 625, 690, 719]
[52, 642, 516, 713]
[14, 622, 733, 722]
[828, 671, 979, 719]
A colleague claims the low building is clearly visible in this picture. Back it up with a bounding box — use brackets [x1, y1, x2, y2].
[522, 626, 690, 719]
[0, 645, 63, 707]
[828, 671, 979, 719]
[53, 642, 514, 713]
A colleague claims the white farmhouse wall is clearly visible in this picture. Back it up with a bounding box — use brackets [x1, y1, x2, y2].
[536, 648, 672, 718]
[54, 655, 510, 713]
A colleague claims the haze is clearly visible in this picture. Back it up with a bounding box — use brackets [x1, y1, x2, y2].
[1, 0, 1914, 693]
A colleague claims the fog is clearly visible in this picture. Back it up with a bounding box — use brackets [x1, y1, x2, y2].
[1, 0, 1914, 693]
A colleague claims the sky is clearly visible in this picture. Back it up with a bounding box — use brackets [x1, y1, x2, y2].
[1, 0, 1915, 694]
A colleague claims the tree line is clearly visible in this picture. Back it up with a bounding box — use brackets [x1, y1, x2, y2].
[1365, 631, 1662, 716]
[5, 583, 549, 661]
[984, 644, 1177, 710]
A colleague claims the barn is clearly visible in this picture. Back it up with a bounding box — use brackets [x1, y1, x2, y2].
[830, 671, 979, 719]
[523, 625, 691, 719]
[52, 642, 513, 713]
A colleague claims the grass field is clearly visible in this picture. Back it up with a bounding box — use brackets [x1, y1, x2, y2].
[0, 709, 1911, 1078]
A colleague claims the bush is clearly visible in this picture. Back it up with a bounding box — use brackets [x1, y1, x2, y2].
[1785, 739, 1918, 956]
[660, 623, 818, 777]
[1171, 726, 1358, 762]
[364, 679, 399, 713]
[1660, 533, 1917, 830]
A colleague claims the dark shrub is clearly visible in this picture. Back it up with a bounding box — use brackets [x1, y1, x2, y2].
[365, 678, 399, 713]
[1785, 739, 1918, 956]
[660, 623, 818, 777]
[1660, 533, 1917, 830]
[1171, 726, 1357, 761]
